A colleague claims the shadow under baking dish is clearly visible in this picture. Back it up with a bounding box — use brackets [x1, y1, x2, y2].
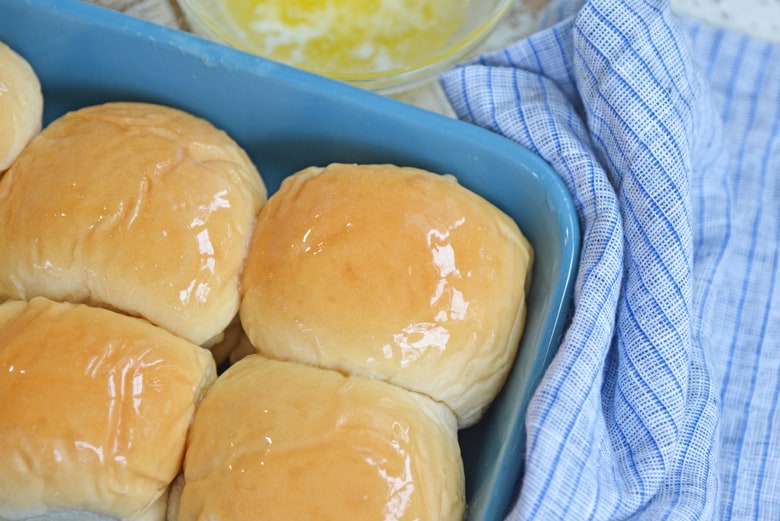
[0, 1, 580, 520]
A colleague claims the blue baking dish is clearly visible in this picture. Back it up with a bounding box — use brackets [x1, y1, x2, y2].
[0, 1, 580, 519]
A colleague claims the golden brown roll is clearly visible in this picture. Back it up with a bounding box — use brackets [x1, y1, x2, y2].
[0, 40, 43, 171]
[239, 163, 533, 427]
[175, 354, 465, 521]
[0, 297, 217, 521]
[0, 101, 267, 346]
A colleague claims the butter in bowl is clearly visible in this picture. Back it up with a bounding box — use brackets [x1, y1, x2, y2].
[177, 0, 516, 93]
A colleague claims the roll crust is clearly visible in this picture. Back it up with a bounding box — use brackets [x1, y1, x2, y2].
[240, 163, 533, 427]
[0, 41, 42, 172]
[0, 297, 217, 520]
[176, 355, 465, 521]
[0, 101, 267, 346]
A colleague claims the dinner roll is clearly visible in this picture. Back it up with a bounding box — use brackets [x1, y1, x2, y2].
[0, 41, 43, 171]
[240, 163, 533, 427]
[175, 355, 465, 521]
[0, 101, 267, 346]
[0, 297, 217, 521]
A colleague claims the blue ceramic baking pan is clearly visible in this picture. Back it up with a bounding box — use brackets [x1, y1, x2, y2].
[0, 1, 580, 519]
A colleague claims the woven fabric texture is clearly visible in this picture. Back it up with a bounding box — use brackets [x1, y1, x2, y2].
[440, 0, 780, 518]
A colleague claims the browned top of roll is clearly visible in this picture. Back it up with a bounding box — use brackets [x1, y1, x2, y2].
[0, 101, 267, 346]
[0, 297, 216, 520]
[177, 354, 464, 520]
[239, 163, 533, 427]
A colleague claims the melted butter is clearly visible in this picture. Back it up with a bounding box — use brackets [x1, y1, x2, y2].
[369, 452, 415, 520]
[214, 0, 467, 75]
[391, 322, 450, 367]
[383, 218, 471, 364]
[178, 190, 233, 306]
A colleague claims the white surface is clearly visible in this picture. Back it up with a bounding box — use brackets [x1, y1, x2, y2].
[672, 0, 780, 44]
[84, 0, 780, 114]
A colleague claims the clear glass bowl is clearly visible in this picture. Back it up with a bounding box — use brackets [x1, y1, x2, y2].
[178, 0, 514, 93]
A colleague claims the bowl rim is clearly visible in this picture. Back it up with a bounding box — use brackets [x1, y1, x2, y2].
[177, 0, 516, 93]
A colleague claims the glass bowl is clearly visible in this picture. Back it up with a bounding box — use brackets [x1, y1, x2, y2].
[177, 0, 514, 93]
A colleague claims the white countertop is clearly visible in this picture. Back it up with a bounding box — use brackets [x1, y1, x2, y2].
[84, 0, 780, 116]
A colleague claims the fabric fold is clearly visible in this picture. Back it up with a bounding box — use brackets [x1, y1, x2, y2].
[442, 0, 780, 518]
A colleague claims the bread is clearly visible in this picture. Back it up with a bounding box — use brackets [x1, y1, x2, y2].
[0, 41, 43, 172]
[0, 101, 267, 346]
[239, 163, 533, 427]
[0, 296, 217, 521]
[207, 314, 255, 368]
[174, 354, 465, 521]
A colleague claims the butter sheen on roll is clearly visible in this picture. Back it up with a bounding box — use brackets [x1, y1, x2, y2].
[175, 355, 465, 521]
[0, 40, 43, 171]
[0, 297, 217, 521]
[0, 101, 267, 346]
[240, 163, 533, 427]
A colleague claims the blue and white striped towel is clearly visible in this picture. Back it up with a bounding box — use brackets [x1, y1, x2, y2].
[440, 0, 780, 518]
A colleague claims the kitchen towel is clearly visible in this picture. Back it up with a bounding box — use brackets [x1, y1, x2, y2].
[440, 0, 780, 518]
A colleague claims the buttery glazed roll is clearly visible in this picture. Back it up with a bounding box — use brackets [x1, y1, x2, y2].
[0, 297, 217, 521]
[0, 40, 43, 171]
[0, 101, 267, 346]
[240, 163, 533, 427]
[175, 355, 465, 521]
